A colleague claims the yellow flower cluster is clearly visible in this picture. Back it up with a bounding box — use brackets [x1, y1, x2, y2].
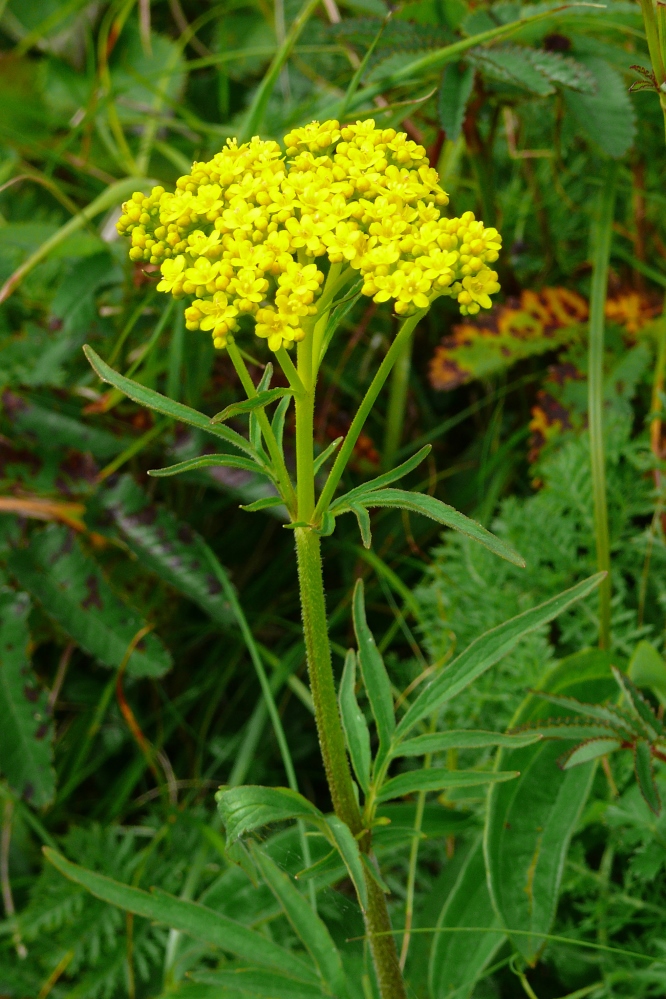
[116, 119, 502, 351]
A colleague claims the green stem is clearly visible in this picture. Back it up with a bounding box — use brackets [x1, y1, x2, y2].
[315, 310, 426, 522]
[382, 329, 413, 472]
[227, 340, 297, 513]
[588, 165, 618, 650]
[294, 331, 407, 997]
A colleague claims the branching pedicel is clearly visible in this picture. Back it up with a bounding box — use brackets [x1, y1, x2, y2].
[117, 118, 501, 354]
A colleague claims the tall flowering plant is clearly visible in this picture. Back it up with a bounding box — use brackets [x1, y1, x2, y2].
[83, 119, 544, 998]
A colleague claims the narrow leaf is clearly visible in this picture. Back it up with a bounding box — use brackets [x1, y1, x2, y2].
[512, 721, 626, 742]
[396, 574, 605, 739]
[8, 523, 171, 679]
[485, 648, 617, 964]
[353, 579, 395, 765]
[216, 785, 322, 845]
[350, 503, 372, 549]
[393, 729, 543, 758]
[429, 837, 505, 998]
[250, 846, 346, 995]
[191, 968, 327, 998]
[611, 665, 664, 738]
[240, 496, 286, 512]
[148, 454, 266, 478]
[0, 591, 54, 806]
[559, 737, 623, 769]
[324, 814, 368, 911]
[338, 650, 372, 794]
[534, 691, 639, 737]
[344, 489, 525, 567]
[314, 437, 343, 476]
[332, 446, 432, 506]
[211, 388, 294, 424]
[376, 768, 518, 803]
[83, 345, 259, 460]
[634, 739, 661, 814]
[272, 394, 292, 452]
[44, 848, 315, 981]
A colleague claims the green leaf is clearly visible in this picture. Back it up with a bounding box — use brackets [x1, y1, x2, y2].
[559, 737, 623, 769]
[83, 345, 260, 461]
[100, 475, 235, 628]
[7, 524, 171, 679]
[611, 665, 663, 739]
[250, 846, 346, 996]
[216, 785, 322, 845]
[470, 44, 554, 95]
[376, 767, 518, 803]
[43, 848, 315, 982]
[0, 591, 54, 806]
[3, 392, 131, 460]
[438, 60, 475, 141]
[318, 280, 364, 360]
[313, 438, 342, 476]
[340, 489, 525, 568]
[395, 574, 604, 739]
[393, 729, 542, 758]
[324, 814, 368, 912]
[352, 579, 395, 766]
[512, 721, 626, 742]
[338, 650, 372, 794]
[211, 389, 294, 424]
[332, 446, 432, 506]
[148, 454, 266, 478]
[533, 692, 639, 738]
[429, 837, 505, 999]
[634, 739, 660, 815]
[350, 503, 372, 549]
[272, 393, 292, 453]
[191, 968, 327, 999]
[485, 649, 618, 964]
[240, 496, 286, 512]
[528, 49, 597, 94]
[629, 640, 666, 702]
[564, 56, 636, 158]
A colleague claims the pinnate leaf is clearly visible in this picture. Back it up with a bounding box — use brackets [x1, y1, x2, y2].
[634, 739, 661, 814]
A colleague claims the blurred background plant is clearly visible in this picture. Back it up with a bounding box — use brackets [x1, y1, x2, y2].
[1, 1, 666, 997]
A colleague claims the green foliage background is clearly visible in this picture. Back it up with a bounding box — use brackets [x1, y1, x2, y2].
[0, 1, 665, 997]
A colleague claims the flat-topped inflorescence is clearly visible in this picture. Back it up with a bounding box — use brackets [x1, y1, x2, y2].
[116, 119, 502, 351]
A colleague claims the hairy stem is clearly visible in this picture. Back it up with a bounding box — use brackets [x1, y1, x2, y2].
[588, 164, 618, 650]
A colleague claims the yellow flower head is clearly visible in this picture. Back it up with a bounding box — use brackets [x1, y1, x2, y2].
[117, 120, 502, 351]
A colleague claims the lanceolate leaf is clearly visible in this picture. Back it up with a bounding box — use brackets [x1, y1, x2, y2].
[83, 345, 261, 461]
[100, 475, 235, 627]
[44, 848, 316, 982]
[250, 847, 346, 996]
[611, 666, 664, 739]
[338, 650, 372, 794]
[338, 489, 525, 567]
[634, 739, 661, 814]
[8, 524, 171, 679]
[395, 574, 604, 739]
[334, 446, 432, 505]
[533, 691, 638, 738]
[376, 767, 518, 803]
[148, 454, 266, 478]
[485, 649, 617, 964]
[0, 591, 54, 806]
[393, 729, 542, 758]
[216, 785, 322, 845]
[211, 388, 294, 424]
[560, 737, 623, 769]
[324, 815, 368, 911]
[429, 837, 505, 999]
[352, 579, 395, 766]
[512, 720, 626, 742]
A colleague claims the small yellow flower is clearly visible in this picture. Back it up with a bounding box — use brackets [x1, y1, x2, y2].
[157, 255, 186, 293]
[197, 292, 239, 332]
